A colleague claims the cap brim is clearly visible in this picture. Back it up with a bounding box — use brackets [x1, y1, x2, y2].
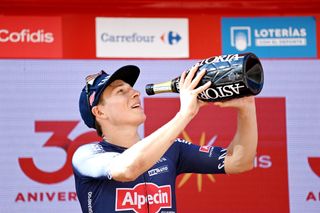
[107, 65, 140, 88]
[95, 65, 140, 103]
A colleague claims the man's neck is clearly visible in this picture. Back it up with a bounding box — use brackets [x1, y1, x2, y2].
[102, 125, 140, 148]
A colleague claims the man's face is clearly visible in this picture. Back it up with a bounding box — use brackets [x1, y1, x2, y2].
[98, 79, 146, 126]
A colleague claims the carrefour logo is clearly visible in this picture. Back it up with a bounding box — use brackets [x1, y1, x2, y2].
[101, 32, 155, 43]
[161, 31, 182, 45]
[222, 17, 316, 58]
[96, 17, 188, 58]
[100, 31, 182, 45]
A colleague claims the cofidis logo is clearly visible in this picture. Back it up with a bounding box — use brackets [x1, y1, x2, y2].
[221, 16, 316, 58]
[0, 16, 62, 58]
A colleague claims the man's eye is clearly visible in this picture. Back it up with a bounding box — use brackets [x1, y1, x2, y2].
[117, 89, 124, 94]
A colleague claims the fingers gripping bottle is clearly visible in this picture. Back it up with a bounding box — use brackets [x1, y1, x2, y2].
[145, 52, 264, 102]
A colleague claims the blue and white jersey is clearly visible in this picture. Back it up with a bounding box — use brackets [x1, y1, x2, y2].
[72, 139, 227, 213]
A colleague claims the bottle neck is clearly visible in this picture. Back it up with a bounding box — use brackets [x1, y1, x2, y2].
[151, 80, 177, 94]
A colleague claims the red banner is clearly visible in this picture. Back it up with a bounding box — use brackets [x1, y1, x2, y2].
[0, 16, 62, 58]
[144, 97, 289, 213]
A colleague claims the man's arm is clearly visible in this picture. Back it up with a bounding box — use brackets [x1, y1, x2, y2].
[215, 96, 258, 174]
[109, 66, 211, 182]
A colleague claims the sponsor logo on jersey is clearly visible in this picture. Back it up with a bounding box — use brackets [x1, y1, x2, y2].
[199, 145, 212, 153]
[116, 183, 172, 213]
[176, 138, 191, 145]
[148, 165, 169, 177]
[156, 157, 167, 164]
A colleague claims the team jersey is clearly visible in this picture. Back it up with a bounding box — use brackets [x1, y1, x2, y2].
[72, 139, 227, 213]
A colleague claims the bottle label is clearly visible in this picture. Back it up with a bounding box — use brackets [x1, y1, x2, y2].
[198, 83, 246, 101]
[153, 81, 173, 93]
[198, 54, 244, 67]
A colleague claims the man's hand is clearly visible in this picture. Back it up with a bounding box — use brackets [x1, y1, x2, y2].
[178, 64, 211, 119]
[213, 96, 256, 112]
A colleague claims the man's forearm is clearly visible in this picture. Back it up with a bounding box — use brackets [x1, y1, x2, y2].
[225, 103, 258, 174]
[110, 112, 192, 181]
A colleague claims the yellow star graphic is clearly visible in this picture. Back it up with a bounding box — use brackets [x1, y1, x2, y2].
[177, 130, 216, 192]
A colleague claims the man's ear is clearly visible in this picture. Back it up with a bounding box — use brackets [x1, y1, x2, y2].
[91, 106, 106, 119]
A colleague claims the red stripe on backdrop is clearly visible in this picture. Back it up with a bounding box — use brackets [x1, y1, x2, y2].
[61, 14, 222, 59]
[189, 15, 222, 59]
[62, 15, 96, 59]
[60, 13, 320, 59]
[317, 15, 320, 58]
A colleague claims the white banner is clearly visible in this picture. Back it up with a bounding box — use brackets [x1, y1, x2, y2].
[95, 17, 189, 58]
[0, 59, 319, 212]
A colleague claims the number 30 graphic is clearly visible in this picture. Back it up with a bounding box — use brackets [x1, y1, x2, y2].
[18, 121, 101, 184]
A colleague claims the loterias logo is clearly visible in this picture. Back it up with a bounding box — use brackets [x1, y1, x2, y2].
[116, 183, 172, 213]
[0, 16, 62, 58]
[230, 26, 307, 51]
[222, 16, 316, 58]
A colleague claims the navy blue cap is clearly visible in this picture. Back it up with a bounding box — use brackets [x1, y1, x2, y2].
[79, 65, 140, 129]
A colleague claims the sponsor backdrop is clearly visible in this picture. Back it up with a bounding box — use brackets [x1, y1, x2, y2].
[96, 18, 189, 58]
[0, 16, 62, 58]
[0, 59, 319, 212]
[1, 15, 319, 59]
[221, 16, 317, 58]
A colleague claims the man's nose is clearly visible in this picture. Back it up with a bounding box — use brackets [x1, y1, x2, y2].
[131, 88, 140, 98]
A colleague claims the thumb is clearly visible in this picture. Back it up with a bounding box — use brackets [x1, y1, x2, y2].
[213, 101, 224, 107]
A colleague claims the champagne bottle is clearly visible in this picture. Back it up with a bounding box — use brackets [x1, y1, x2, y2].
[145, 52, 264, 102]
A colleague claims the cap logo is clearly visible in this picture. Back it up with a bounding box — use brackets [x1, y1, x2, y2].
[85, 71, 104, 86]
[98, 75, 110, 86]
